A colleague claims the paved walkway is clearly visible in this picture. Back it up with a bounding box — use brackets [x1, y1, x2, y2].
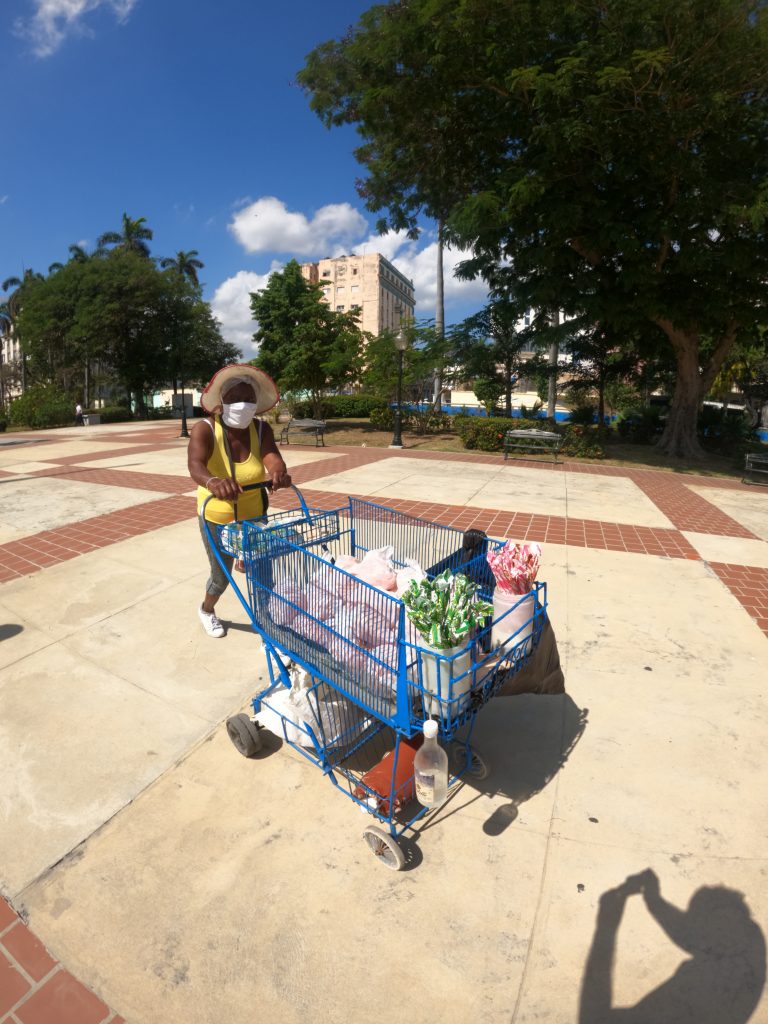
[0, 422, 767, 1023]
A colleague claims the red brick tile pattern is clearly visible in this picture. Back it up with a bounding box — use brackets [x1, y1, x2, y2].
[0, 495, 196, 582]
[0, 900, 120, 1024]
[628, 471, 757, 538]
[709, 563, 768, 637]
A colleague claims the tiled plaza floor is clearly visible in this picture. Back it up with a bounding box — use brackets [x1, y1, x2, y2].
[0, 421, 767, 1023]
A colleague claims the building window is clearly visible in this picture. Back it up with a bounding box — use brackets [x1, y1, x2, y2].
[336, 304, 345, 311]
[350, 284, 359, 293]
[322, 270, 330, 277]
[322, 287, 331, 297]
[337, 285, 345, 293]
[352, 268, 358, 275]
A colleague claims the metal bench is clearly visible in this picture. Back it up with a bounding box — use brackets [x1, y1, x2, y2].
[743, 451, 768, 485]
[279, 417, 326, 447]
[504, 428, 562, 463]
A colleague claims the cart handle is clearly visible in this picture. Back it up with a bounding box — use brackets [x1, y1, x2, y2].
[201, 480, 310, 521]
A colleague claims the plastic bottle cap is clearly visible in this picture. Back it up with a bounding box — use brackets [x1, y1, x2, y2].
[423, 720, 438, 739]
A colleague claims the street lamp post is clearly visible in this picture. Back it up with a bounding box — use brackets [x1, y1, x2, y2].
[390, 327, 407, 449]
[179, 351, 189, 439]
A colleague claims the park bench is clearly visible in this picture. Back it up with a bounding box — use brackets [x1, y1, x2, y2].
[504, 428, 562, 463]
[743, 451, 768, 485]
[279, 417, 327, 448]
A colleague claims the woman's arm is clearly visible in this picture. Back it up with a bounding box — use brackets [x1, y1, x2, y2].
[259, 421, 292, 489]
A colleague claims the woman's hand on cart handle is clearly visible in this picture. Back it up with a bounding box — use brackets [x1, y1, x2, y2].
[270, 467, 292, 491]
[205, 476, 242, 502]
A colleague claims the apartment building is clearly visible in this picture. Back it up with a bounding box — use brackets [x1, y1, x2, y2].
[300, 253, 415, 336]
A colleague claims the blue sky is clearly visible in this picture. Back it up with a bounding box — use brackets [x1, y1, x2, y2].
[1, 0, 489, 357]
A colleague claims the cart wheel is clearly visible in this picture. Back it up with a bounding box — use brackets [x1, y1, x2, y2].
[450, 741, 489, 781]
[362, 827, 405, 871]
[226, 714, 263, 757]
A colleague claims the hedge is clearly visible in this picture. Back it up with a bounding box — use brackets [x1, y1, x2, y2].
[292, 394, 381, 419]
[9, 385, 73, 429]
[453, 414, 606, 458]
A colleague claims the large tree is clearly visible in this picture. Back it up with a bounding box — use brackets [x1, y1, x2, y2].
[300, 0, 768, 458]
[15, 250, 234, 414]
[251, 260, 365, 417]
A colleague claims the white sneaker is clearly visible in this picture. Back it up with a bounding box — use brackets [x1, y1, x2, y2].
[198, 605, 225, 638]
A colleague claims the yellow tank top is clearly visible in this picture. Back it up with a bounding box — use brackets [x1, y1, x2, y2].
[196, 418, 267, 524]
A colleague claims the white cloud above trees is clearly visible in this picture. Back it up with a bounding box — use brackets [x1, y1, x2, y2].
[15, 0, 137, 57]
[229, 197, 368, 256]
[210, 267, 280, 357]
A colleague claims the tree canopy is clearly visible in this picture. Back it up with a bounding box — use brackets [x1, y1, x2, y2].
[251, 260, 366, 417]
[15, 249, 236, 412]
[299, 0, 768, 456]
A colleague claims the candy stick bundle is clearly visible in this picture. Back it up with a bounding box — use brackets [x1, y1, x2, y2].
[487, 541, 542, 595]
[402, 570, 493, 649]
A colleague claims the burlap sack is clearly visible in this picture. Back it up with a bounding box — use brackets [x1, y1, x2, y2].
[496, 618, 565, 696]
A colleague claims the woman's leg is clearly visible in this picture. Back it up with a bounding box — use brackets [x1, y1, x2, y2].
[198, 517, 234, 613]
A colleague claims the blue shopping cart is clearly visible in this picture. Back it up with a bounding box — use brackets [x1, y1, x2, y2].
[203, 482, 548, 869]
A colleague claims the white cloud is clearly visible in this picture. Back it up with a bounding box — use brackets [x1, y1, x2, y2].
[229, 197, 368, 256]
[15, 0, 137, 58]
[0, 196, 8, 205]
[210, 266, 282, 357]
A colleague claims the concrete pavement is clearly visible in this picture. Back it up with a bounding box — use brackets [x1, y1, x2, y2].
[1, 421, 767, 1023]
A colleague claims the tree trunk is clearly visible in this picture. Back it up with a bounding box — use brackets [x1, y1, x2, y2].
[547, 310, 559, 418]
[657, 341, 704, 458]
[84, 359, 89, 409]
[655, 319, 738, 459]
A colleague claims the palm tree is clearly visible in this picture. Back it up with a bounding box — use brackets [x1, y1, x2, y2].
[0, 302, 10, 412]
[97, 213, 153, 257]
[68, 244, 89, 263]
[159, 249, 204, 286]
[2, 269, 44, 393]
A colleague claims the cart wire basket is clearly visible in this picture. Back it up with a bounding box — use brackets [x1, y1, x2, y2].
[207, 486, 548, 869]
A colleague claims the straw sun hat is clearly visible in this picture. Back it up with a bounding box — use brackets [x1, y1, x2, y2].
[200, 364, 280, 416]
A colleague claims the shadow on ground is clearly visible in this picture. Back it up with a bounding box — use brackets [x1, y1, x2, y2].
[579, 871, 766, 1023]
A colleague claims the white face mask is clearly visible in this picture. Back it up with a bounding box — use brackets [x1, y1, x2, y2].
[221, 401, 257, 429]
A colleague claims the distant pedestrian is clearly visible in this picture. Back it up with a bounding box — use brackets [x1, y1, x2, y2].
[75, 403, 84, 426]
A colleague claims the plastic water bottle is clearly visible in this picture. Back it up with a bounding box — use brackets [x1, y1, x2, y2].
[414, 720, 449, 808]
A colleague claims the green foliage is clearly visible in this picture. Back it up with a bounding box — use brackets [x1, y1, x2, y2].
[559, 425, 606, 460]
[698, 405, 754, 455]
[472, 377, 506, 417]
[568, 404, 597, 427]
[454, 414, 544, 452]
[362, 322, 452, 410]
[369, 404, 395, 430]
[292, 394, 380, 419]
[449, 301, 533, 416]
[299, 0, 768, 457]
[95, 405, 131, 423]
[616, 407, 665, 444]
[9, 385, 72, 428]
[251, 261, 365, 419]
[0, 419, 7, 432]
[14, 248, 233, 413]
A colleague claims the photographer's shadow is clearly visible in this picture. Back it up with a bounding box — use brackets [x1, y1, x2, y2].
[579, 871, 766, 1024]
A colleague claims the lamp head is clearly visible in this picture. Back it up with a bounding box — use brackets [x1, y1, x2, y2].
[394, 328, 408, 352]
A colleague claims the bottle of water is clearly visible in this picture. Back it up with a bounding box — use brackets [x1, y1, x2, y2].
[414, 719, 449, 808]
